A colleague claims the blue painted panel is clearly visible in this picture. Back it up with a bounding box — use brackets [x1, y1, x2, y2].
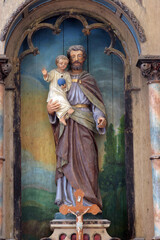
[18, 36, 28, 55]
[88, 28, 125, 126]
[20, 26, 63, 88]
[88, 28, 113, 123]
[63, 18, 88, 70]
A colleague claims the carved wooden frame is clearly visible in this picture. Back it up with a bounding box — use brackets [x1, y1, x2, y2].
[18, 13, 126, 64]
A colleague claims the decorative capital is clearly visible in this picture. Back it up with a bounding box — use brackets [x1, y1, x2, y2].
[0, 55, 12, 84]
[136, 56, 160, 83]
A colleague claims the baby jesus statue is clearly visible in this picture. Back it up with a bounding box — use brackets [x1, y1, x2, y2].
[41, 55, 74, 125]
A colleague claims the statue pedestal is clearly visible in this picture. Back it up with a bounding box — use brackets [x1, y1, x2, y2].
[48, 219, 112, 240]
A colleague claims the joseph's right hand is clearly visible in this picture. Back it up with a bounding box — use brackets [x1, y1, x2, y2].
[47, 100, 60, 115]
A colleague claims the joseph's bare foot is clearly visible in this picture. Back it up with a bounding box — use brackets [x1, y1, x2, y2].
[67, 108, 74, 115]
[60, 116, 67, 126]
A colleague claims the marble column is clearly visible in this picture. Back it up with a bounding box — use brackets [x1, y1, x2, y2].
[137, 56, 160, 240]
[0, 55, 12, 239]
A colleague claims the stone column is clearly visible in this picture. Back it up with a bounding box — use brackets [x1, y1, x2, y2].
[0, 55, 12, 239]
[137, 56, 160, 240]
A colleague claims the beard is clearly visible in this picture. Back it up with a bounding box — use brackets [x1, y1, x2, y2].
[70, 61, 83, 71]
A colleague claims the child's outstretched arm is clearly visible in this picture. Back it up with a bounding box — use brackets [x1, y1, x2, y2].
[41, 68, 48, 80]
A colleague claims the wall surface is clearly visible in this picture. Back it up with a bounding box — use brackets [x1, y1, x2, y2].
[122, 0, 160, 55]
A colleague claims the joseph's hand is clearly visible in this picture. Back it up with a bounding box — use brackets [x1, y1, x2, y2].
[47, 100, 60, 115]
[97, 117, 106, 128]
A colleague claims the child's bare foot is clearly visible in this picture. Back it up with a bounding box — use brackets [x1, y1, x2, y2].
[67, 108, 74, 115]
[60, 116, 67, 125]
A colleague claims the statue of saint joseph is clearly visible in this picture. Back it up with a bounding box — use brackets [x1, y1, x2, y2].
[47, 45, 107, 209]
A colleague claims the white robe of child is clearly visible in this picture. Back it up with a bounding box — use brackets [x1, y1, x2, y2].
[44, 69, 72, 118]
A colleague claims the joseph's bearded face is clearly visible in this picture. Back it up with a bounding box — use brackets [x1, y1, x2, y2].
[70, 50, 85, 70]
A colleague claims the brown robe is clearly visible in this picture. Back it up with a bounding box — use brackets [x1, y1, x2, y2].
[52, 71, 107, 209]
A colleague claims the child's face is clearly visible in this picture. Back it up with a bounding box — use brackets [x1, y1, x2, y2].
[57, 59, 68, 71]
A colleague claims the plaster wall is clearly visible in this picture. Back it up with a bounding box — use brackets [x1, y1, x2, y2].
[122, 0, 160, 55]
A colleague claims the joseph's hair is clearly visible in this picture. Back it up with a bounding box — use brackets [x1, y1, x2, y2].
[67, 45, 87, 60]
[55, 55, 69, 65]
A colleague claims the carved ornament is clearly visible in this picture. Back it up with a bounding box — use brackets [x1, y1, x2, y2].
[111, 0, 146, 42]
[137, 56, 160, 83]
[0, 0, 146, 44]
[0, 55, 12, 83]
[19, 14, 126, 63]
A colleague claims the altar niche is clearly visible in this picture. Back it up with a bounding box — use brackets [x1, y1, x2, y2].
[18, 15, 129, 240]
